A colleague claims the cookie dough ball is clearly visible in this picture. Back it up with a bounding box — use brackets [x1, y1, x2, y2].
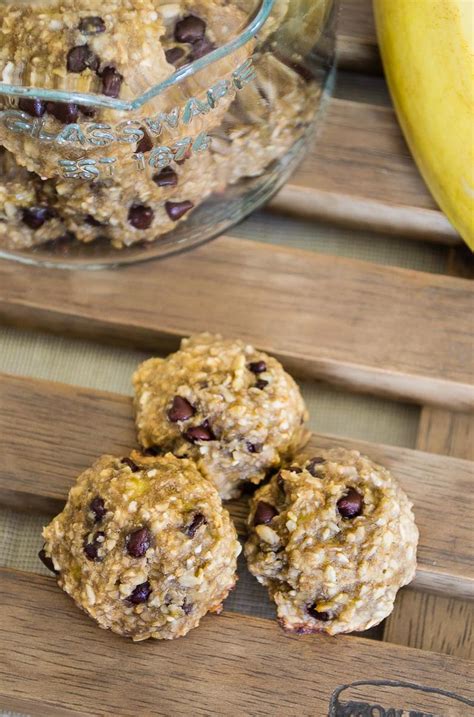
[211, 53, 320, 186]
[0, 0, 252, 179]
[55, 149, 220, 247]
[245, 447, 418, 635]
[41, 452, 240, 641]
[0, 147, 68, 250]
[133, 333, 309, 499]
[0, 0, 171, 176]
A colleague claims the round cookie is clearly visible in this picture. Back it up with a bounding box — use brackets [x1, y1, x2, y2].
[133, 333, 309, 499]
[244, 447, 418, 635]
[41, 452, 240, 641]
[211, 53, 320, 186]
[0, 147, 68, 250]
[55, 148, 220, 247]
[0, 0, 252, 179]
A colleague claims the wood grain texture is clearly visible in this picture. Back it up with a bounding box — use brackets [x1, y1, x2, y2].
[1, 373, 473, 598]
[383, 405, 474, 657]
[1, 569, 473, 717]
[338, 0, 381, 73]
[1, 239, 472, 408]
[384, 590, 474, 660]
[271, 98, 459, 243]
[416, 408, 474, 461]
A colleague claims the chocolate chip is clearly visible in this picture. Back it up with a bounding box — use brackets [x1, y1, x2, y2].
[182, 598, 193, 614]
[289, 465, 303, 474]
[307, 604, 331, 621]
[19, 97, 46, 117]
[165, 47, 185, 65]
[337, 488, 363, 519]
[184, 422, 215, 443]
[127, 581, 152, 604]
[100, 66, 123, 98]
[184, 512, 207, 538]
[256, 379, 268, 390]
[153, 166, 178, 188]
[174, 15, 206, 43]
[83, 531, 105, 561]
[85, 214, 104, 227]
[306, 457, 325, 476]
[254, 501, 278, 526]
[46, 101, 79, 123]
[136, 130, 153, 154]
[165, 200, 194, 221]
[121, 457, 140, 472]
[168, 396, 195, 422]
[38, 547, 58, 574]
[89, 496, 106, 522]
[249, 361, 267, 374]
[67, 44, 100, 73]
[78, 16, 106, 34]
[246, 441, 262, 454]
[128, 204, 154, 230]
[126, 527, 151, 558]
[188, 37, 216, 60]
[22, 206, 54, 230]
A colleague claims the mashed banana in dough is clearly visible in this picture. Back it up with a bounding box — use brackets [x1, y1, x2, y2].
[245, 447, 418, 635]
[41, 452, 240, 641]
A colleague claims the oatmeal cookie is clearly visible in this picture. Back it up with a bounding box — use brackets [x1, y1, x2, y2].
[55, 148, 220, 247]
[0, 147, 68, 250]
[133, 333, 309, 499]
[0, 0, 251, 179]
[211, 53, 319, 185]
[41, 452, 240, 641]
[245, 447, 418, 635]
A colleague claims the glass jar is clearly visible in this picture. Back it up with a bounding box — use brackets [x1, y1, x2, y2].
[0, 0, 337, 268]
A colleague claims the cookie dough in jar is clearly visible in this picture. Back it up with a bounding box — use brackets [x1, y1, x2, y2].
[245, 447, 418, 635]
[0, 0, 337, 264]
[133, 333, 309, 499]
[0, 0, 251, 179]
[41, 452, 240, 641]
[0, 147, 68, 250]
[55, 147, 221, 247]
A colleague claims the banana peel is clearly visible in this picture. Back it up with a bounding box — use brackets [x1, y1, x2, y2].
[374, 0, 474, 249]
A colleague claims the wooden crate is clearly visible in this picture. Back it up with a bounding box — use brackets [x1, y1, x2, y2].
[0, 1, 473, 714]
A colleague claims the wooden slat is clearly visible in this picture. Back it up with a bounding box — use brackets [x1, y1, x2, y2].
[1, 569, 473, 717]
[338, 0, 381, 73]
[271, 98, 458, 243]
[384, 406, 474, 655]
[416, 407, 474, 461]
[384, 591, 474, 660]
[1, 374, 473, 598]
[1, 240, 473, 409]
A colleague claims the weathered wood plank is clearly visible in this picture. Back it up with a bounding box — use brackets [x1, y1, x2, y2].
[1, 374, 472, 598]
[416, 407, 474, 461]
[338, 0, 381, 73]
[0, 239, 472, 408]
[272, 98, 458, 243]
[0, 569, 473, 717]
[383, 405, 474, 656]
[384, 590, 474, 660]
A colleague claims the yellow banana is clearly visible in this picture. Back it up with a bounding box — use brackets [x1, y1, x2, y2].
[374, 0, 474, 249]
